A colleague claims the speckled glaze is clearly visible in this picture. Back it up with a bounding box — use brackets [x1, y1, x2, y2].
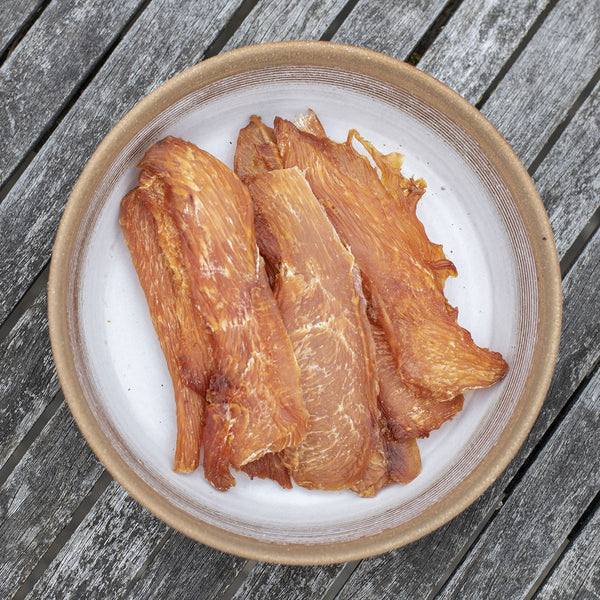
[48, 41, 561, 565]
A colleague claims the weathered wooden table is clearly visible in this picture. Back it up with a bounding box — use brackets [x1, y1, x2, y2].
[2, 1, 599, 598]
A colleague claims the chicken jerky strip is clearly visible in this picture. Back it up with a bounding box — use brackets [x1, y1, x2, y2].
[136, 136, 308, 491]
[236, 116, 424, 494]
[246, 167, 379, 490]
[120, 187, 209, 473]
[275, 116, 508, 402]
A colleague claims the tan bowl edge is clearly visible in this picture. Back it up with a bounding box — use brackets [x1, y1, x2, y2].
[48, 41, 562, 565]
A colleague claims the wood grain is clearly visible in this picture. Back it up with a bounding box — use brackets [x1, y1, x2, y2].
[0, 0, 46, 58]
[222, 0, 349, 51]
[0, 0, 244, 327]
[418, 0, 549, 104]
[126, 534, 246, 600]
[331, 0, 449, 59]
[480, 0, 600, 166]
[231, 563, 343, 600]
[0, 292, 59, 471]
[534, 78, 600, 259]
[0, 0, 144, 188]
[534, 502, 600, 599]
[435, 366, 600, 599]
[0, 403, 104, 599]
[25, 480, 169, 600]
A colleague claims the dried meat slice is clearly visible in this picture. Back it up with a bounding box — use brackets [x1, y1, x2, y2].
[351, 412, 423, 496]
[295, 112, 468, 436]
[234, 115, 283, 181]
[241, 453, 293, 489]
[372, 321, 464, 440]
[275, 117, 508, 401]
[137, 136, 308, 491]
[246, 167, 379, 490]
[120, 187, 207, 473]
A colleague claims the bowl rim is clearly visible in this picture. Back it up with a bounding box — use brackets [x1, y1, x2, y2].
[48, 40, 562, 565]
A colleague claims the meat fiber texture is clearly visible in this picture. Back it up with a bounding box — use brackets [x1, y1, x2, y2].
[120, 137, 308, 491]
[246, 167, 379, 491]
[234, 111, 508, 495]
[274, 113, 508, 402]
[120, 109, 508, 497]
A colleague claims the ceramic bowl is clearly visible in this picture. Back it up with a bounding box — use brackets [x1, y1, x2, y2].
[48, 41, 562, 564]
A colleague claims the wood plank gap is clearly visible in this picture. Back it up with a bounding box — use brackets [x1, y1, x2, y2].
[558, 485, 600, 557]
[500, 354, 600, 505]
[522, 538, 570, 600]
[0, 148, 36, 209]
[10, 469, 113, 600]
[474, 0, 561, 109]
[0, 0, 51, 67]
[524, 486, 600, 598]
[0, 389, 62, 490]
[529, 63, 600, 176]
[0, 261, 49, 341]
[216, 560, 257, 600]
[319, 0, 361, 42]
[523, 491, 600, 600]
[422, 494, 507, 600]
[120, 530, 174, 598]
[0, 0, 153, 213]
[405, 0, 464, 66]
[322, 560, 360, 600]
[204, 0, 262, 59]
[559, 204, 600, 278]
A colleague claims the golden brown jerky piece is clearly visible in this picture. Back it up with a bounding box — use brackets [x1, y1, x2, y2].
[241, 453, 293, 489]
[120, 188, 208, 473]
[136, 136, 308, 491]
[295, 112, 467, 438]
[234, 115, 283, 181]
[246, 167, 378, 490]
[385, 436, 422, 484]
[276, 116, 508, 401]
[372, 322, 464, 440]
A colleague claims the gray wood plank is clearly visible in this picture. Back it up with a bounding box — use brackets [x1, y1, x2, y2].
[480, 0, 600, 167]
[0, 291, 59, 470]
[25, 480, 170, 600]
[125, 535, 246, 600]
[534, 502, 600, 599]
[0, 0, 145, 187]
[533, 77, 600, 259]
[231, 563, 342, 600]
[331, 0, 449, 58]
[417, 0, 549, 104]
[0, 0, 244, 327]
[0, 0, 46, 58]
[222, 0, 349, 51]
[335, 223, 600, 600]
[0, 403, 104, 599]
[434, 368, 600, 599]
